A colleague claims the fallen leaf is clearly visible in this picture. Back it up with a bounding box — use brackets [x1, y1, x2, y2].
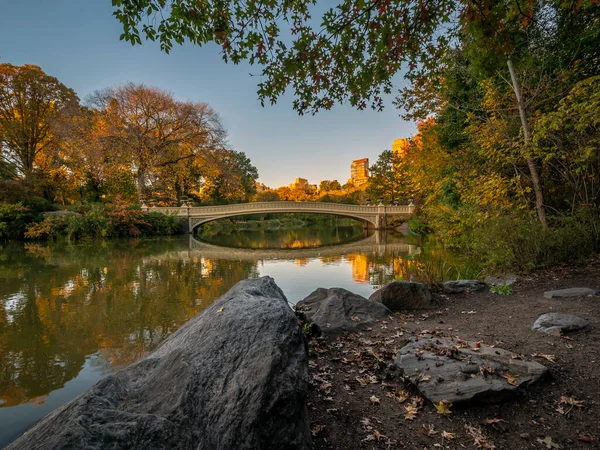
[433, 400, 452, 414]
[537, 436, 560, 449]
[417, 373, 431, 382]
[577, 435, 598, 445]
[369, 395, 380, 405]
[500, 372, 518, 386]
[532, 353, 557, 363]
[395, 388, 409, 403]
[441, 430, 456, 440]
[481, 418, 507, 433]
[465, 424, 496, 450]
[560, 396, 584, 407]
[217, 306, 224, 313]
[404, 404, 419, 420]
[420, 424, 437, 436]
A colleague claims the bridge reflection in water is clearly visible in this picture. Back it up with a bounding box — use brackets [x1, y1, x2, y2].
[182, 230, 419, 261]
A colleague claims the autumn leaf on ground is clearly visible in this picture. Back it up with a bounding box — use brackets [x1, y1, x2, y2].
[465, 424, 496, 450]
[441, 430, 456, 440]
[361, 429, 385, 442]
[481, 418, 507, 432]
[404, 404, 420, 420]
[395, 388, 409, 403]
[537, 436, 561, 449]
[500, 372, 518, 386]
[560, 396, 584, 407]
[417, 372, 431, 382]
[532, 353, 557, 363]
[369, 395, 380, 405]
[420, 424, 437, 436]
[433, 400, 452, 414]
[217, 306, 224, 313]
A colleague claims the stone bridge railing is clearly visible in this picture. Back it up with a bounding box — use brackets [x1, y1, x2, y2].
[143, 201, 415, 232]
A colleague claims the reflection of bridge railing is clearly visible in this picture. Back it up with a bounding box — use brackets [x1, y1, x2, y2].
[143, 201, 415, 231]
[178, 232, 418, 261]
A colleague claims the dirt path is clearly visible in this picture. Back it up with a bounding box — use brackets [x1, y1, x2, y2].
[307, 258, 600, 449]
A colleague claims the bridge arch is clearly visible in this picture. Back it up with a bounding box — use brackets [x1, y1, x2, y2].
[142, 201, 415, 233]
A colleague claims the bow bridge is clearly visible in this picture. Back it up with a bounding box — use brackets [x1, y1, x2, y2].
[142, 201, 415, 232]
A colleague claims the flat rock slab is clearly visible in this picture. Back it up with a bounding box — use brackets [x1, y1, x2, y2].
[544, 287, 599, 298]
[369, 281, 438, 311]
[394, 337, 548, 405]
[442, 280, 487, 294]
[8, 277, 311, 450]
[533, 312, 589, 335]
[296, 288, 391, 335]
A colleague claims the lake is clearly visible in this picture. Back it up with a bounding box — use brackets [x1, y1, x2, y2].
[0, 226, 472, 446]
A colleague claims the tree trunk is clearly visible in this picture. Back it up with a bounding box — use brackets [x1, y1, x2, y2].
[507, 58, 547, 228]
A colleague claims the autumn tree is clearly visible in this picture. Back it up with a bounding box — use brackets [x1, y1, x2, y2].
[0, 64, 79, 191]
[198, 149, 259, 204]
[319, 180, 342, 192]
[366, 150, 411, 205]
[88, 83, 227, 201]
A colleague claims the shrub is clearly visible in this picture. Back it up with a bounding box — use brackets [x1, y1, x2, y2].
[0, 203, 39, 240]
[465, 208, 600, 272]
[140, 212, 181, 236]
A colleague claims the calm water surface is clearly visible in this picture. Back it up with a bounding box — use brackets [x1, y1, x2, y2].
[0, 227, 466, 446]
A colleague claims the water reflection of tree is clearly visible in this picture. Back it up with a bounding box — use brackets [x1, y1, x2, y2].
[0, 239, 258, 407]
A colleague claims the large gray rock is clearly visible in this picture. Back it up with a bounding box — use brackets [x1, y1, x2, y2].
[543, 287, 599, 298]
[369, 281, 438, 311]
[442, 280, 487, 294]
[533, 312, 590, 335]
[8, 277, 311, 450]
[296, 288, 391, 335]
[395, 337, 548, 405]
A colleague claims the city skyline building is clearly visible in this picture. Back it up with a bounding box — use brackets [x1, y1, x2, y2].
[348, 158, 370, 187]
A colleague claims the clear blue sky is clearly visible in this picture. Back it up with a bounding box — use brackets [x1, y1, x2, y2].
[0, 0, 416, 187]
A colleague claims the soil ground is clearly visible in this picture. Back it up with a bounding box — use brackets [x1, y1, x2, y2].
[307, 257, 600, 450]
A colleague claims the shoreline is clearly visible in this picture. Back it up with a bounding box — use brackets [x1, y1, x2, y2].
[305, 256, 600, 449]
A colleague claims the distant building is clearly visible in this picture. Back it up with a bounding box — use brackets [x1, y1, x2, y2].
[289, 177, 309, 190]
[348, 158, 369, 187]
[392, 138, 410, 158]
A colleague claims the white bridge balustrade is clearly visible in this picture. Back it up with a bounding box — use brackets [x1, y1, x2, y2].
[141, 201, 416, 233]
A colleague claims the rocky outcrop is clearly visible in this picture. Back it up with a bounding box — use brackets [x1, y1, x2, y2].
[533, 312, 590, 335]
[369, 281, 438, 311]
[395, 337, 548, 405]
[442, 280, 487, 294]
[296, 288, 391, 335]
[8, 277, 311, 450]
[543, 287, 599, 298]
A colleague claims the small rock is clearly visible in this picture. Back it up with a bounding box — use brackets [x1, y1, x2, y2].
[484, 274, 518, 286]
[543, 287, 599, 298]
[369, 281, 438, 311]
[394, 337, 548, 405]
[296, 288, 391, 335]
[442, 280, 487, 294]
[533, 312, 589, 335]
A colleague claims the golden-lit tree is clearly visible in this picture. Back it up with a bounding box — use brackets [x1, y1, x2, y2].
[88, 83, 228, 201]
[0, 64, 79, 193]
